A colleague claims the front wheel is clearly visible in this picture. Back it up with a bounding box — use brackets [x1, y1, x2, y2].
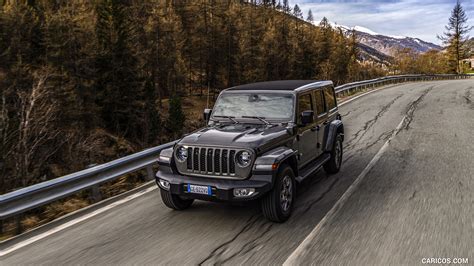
[160, 188, 194, 210]
[261, 165, 295, 223]
[324, 133, 343, 174]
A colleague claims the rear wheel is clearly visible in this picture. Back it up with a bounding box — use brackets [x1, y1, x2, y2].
[324, 133, 343, 174]
[261, 165, 295, 223]
[160, 188, 194, 210]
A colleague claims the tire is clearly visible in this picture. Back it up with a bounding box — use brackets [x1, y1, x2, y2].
[324, 133, 343, 174]
[261, 164, 295, 223]
[160, 188, 194, 210]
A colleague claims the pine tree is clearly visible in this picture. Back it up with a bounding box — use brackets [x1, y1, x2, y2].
[143, 78, 160, 144]
[262, 21, 279, 80]
[293, 4, 302, 20]
[146, 2, 186, 101]
[438, 0, 472, 73]
[167, 96, 185, 138]
[315, 17, 333, 78]
[239, 2, 265, 83]
[292, 4, 310, 78]
[330, 29, 350, 84]
[42, 1, 96, 129]
[95, 0, 142, 138]
[223, 2, 241, 87]
[275, 1, 292, 78]
[306, 9, 314, 23]
[347, 30, 360, 81]
[281, 0, 291, 14]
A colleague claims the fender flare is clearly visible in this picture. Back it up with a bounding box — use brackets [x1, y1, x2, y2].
[252, 146, 298, 180]
[323, 120, 344, 152]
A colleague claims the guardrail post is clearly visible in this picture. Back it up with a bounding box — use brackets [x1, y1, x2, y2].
[145, 165, 155, 181]
[15, 215, 23, 234]
[90, 185, 102, 203]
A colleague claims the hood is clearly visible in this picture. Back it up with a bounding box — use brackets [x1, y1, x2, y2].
[178, 123, 293, 153]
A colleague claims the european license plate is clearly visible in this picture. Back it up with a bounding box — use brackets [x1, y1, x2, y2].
[187, 184, 212, 195]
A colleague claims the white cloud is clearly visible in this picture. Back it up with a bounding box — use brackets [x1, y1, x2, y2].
[289, 0, 474, 44]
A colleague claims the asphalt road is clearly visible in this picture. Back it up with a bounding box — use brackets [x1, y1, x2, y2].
[2, 80, 473, 265]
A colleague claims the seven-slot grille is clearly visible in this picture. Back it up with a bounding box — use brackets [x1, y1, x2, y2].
[185, 147, 237, 176]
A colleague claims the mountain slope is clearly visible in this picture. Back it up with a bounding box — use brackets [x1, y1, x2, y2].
[357, 32, 442, 56]
[357, 43, 392, 65]
[332, 24, 442, 57]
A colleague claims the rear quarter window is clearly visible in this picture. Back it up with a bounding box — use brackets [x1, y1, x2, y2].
[323, 87, 337, 110]
[313, 89, 326, 115]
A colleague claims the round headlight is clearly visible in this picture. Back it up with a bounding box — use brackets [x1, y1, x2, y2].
[175, 146, 188, 162]
[236, 151, 252, 168]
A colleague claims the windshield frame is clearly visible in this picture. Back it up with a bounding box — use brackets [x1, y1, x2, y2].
[210, 90, 296, 124]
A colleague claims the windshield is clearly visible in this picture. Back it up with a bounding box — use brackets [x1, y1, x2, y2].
[212, 92, 294, 121]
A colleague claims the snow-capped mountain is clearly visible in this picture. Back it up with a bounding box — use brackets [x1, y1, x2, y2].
[331, 23, 442, 58]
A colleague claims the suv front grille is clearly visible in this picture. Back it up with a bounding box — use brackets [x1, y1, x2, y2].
[193, 148, 199, 170]
[229, 150, 236, 174]
[186, 147, 237, 176]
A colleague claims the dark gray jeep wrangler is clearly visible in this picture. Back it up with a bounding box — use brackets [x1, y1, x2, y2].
[156, 80, 344, 222]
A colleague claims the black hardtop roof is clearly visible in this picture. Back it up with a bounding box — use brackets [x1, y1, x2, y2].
[226, 80, 333, 91]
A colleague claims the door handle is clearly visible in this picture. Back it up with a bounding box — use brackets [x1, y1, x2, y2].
[311, 125, 320, 132]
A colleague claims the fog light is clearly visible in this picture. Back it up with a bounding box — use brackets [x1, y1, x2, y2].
[233, 188, 255, 197]
[159, 179, 170, 190]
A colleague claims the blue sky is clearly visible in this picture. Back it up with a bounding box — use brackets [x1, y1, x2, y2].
[288, 0, 474, 44]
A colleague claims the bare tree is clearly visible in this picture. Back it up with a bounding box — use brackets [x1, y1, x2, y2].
[12, 68, 65, 188]
[0, 90, 13, 189]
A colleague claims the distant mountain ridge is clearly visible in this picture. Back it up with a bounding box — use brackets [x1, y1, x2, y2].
[330, 23, 442, 63]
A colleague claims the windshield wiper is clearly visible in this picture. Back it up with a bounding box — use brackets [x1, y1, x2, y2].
[241, 116, 270, 125]
[213, 115, 239, 124]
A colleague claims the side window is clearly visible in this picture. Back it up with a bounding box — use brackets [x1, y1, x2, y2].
[298, 93, 313, 123]
[323, 87, 337, 111]
[313, 90, 326, 115]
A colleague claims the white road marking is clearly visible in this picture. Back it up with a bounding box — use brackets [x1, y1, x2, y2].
[284, 114, 408, 265]
[0, 186, 157, 257]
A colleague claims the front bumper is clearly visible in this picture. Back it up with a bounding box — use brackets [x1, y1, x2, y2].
[155, 170, 273, 201]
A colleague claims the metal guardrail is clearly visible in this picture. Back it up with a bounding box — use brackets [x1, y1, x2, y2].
[334, 74, 472, 96]
[0, 73, 472, 233]
[0, 141, 176, 222]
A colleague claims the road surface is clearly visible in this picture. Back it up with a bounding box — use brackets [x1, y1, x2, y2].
[1, 80, 473, 265]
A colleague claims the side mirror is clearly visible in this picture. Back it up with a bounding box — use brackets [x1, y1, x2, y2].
[203, 108, 212, 122]
[300, 110, 314, 126]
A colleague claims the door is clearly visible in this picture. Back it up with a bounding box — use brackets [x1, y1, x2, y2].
[313, 89, 327, 155]
[296, 92, 318, 167]
[319, 86, 338, 150]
